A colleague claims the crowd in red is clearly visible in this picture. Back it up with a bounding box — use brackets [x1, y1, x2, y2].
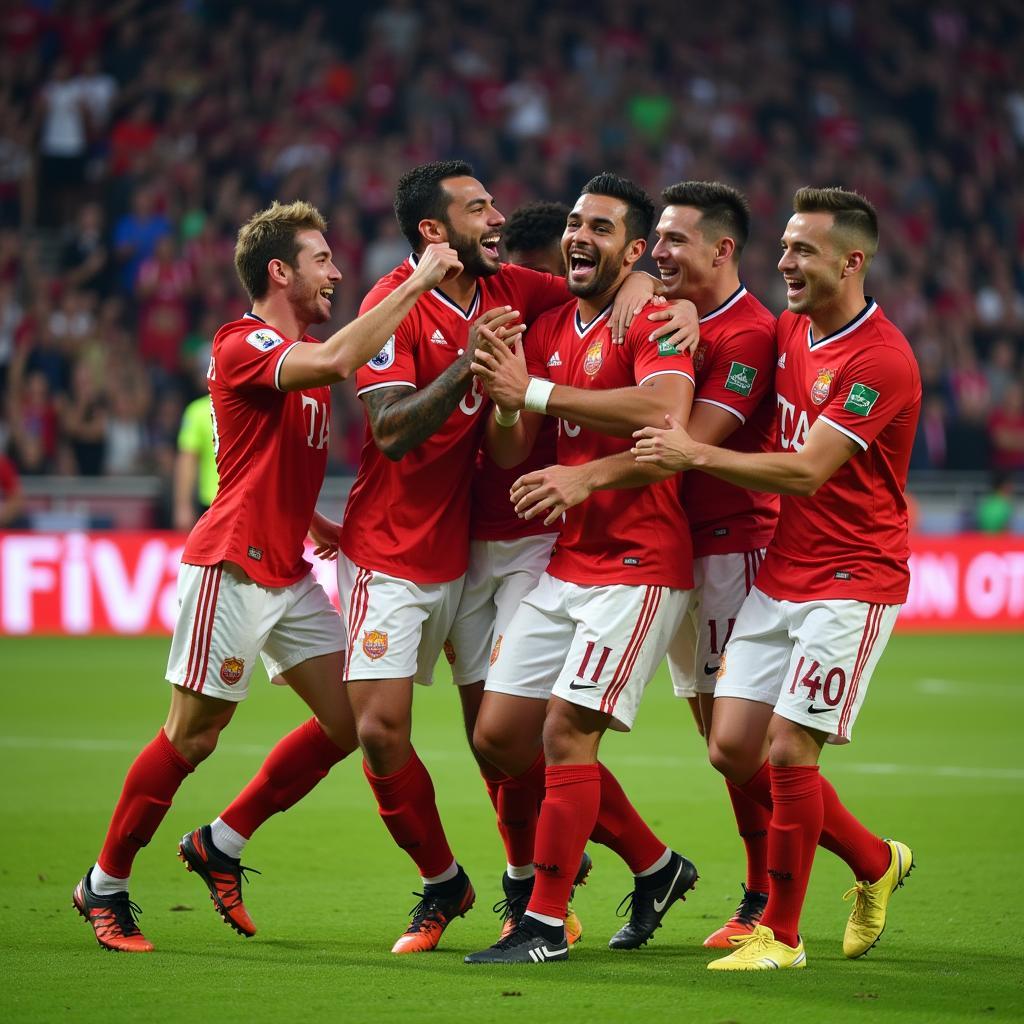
[0, 0, 1022, 493]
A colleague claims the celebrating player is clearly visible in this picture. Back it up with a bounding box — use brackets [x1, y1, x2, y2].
[464, 173, 699, 965]
[335, 162, 688, 955]
[634, 187, 921, 971]
[511, 181, 780, 948]
[72, 200, 461, 953]
[503, 200, 570, 275]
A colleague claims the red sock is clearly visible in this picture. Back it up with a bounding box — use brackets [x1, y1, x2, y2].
[98, 729, 194, 878]
[589, 762, 666, 874]
[725, 778, 771, 893]
[817, 775, 890, 882]
[363, 750, 455, 879]
[488, 752, 545, 868]
[527, 764, 601, 920]
[220, 718, 352, 838]
[739, 760, 889, 883]
[761, 765, 822, 948]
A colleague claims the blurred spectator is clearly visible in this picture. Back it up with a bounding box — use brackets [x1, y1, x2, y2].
[57, 359, 106, 476]
[113, 186, 171, 292]
[975, 471, 1017, 533]
[104, 390, 147, 475]
[60, 201, 113, 296]
[37, 58, 89, 225]
[7, 369, 59, 474]
[988, 381, 1024, 473]
[0, 451, 26, 527]
[135, 235, 193, 374]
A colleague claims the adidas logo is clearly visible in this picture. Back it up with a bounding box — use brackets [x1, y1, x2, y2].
[547, 351, 562, 367]
[431, 329, 448, 346]
[777, 352, 787, 369]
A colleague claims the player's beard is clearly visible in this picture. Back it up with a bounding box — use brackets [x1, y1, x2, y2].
[445, 223, 501, 279]
[568, 243, 628, 300]
[290, 270, 330, 325]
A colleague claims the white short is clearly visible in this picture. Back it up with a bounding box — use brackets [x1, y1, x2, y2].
[714, 586, 900, 743]
[445, 533, 557, 686]
[485, 572, 690, 732]
[668, 549, 765, 698]
[166, 562, 345, 703]
[338, 553, 464, 685]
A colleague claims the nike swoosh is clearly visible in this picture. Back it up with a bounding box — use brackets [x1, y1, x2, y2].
[568, 680, 597, 690]
[652, 860, 684, 912]
[703, 663, 719, 676]
[806, 705, 832, 715]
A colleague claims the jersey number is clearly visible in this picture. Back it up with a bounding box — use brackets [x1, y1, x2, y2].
[459, 377, 486, 416]
[302, 396, 330, 450]
[575, 641, 613, 686]
[787, 656, 847, 707]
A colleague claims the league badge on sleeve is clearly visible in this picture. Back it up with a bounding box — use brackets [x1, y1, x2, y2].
[844, 382, 880, 416]
[369, 336, 396, 371]
[246, 328, 285, 351]
[725, 361, 757, 396]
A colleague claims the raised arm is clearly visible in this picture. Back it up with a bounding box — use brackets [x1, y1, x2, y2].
[277, 244, 462, 391]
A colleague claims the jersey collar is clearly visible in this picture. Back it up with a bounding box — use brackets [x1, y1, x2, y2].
[807, 298, 877, 350]
[699, 284, 747, 324]
[408, 253, 481, 320]
[243, 311, 267, 323]
[574, 301, 612, 337]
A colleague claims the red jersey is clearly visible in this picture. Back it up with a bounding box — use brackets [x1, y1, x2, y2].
[757, 301, 921, 604]
[471, 419, 559, 540]
[683, 286, 780, 556]
[525, 299, 695, 589]
[183, 314, 330, 586]
[340, 258, 568, 582]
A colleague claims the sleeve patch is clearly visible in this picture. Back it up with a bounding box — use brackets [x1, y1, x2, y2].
[844, 382, 880, 416]
[724, 361, 757, 396]
[368, 335, 396, 371]
[656, 335, 677, 357]
[246, 328, 286, 351]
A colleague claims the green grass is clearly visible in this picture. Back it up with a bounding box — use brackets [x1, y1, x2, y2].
[1, 633, 1022, 1023]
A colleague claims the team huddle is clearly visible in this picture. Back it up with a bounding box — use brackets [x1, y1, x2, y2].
[73, 160, 921, 972]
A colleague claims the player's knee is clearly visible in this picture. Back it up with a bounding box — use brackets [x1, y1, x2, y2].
[355, 715, 407, 762]
[707, 735, 744, 780]
[166, 722, 222, 765]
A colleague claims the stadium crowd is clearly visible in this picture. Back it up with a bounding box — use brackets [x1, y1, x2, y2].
[0, 0, 1022, 482]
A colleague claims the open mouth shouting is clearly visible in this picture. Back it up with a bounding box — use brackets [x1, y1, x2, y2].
[481, 234, 501, 260]
[569, 248, 598, 285]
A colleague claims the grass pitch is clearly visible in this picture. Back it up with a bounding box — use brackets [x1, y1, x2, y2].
[1, 633, 1022, 1023]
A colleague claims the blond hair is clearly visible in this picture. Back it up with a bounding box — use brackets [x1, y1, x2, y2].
[234, 200, 327, 300]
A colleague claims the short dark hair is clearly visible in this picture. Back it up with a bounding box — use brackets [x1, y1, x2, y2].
[793, 186, 879, 259]
[503, 201, 570, 254]
[234, 200, 326, 301]
[660, 180, 750, 256]
[580, 172, 655, 243]
[394, 160, 475, 249]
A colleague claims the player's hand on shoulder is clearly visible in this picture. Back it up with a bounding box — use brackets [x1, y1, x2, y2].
[411, 243, 463, 290]
[632, 413, 698, 472]
[645, 299, 700, 355]
[610, 272, 658, 344]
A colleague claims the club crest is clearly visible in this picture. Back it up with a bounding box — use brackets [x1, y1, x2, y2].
[443, 640, 456, 665]
[490, 635, 503, 665]
[583, 339, 604, 376]
[220, 657, 245, 685]
[810, 368, 835, 405]
[362, 630, 388, 659]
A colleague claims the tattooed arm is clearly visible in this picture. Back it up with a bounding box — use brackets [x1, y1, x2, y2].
[361, 354, 475, 461]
